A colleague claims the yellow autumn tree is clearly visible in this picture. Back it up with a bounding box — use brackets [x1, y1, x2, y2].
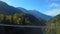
[0, 14, 4, 23]
[5, 15, 12, 24]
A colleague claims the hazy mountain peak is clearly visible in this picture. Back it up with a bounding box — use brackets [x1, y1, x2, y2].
[18, 7, 52, 21]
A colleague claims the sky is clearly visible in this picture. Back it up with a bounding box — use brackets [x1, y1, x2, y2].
[1, 0, 60, 16]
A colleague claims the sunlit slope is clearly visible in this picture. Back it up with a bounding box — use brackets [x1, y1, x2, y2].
[45, 14, 60, 34]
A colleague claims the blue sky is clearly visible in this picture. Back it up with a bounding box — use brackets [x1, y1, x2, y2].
[1, 0, 60, 16]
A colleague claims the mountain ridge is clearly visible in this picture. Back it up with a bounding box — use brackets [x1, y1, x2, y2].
[0, 1, 23, 15]
[18, 7, 53, 21]
[0, 1, 45, 26]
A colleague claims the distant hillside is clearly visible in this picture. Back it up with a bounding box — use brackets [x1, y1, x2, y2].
[28, 10, 52, 20]
[18, 7, 52, 21]
[0, 1, 23, 15]
[45, 14, 60, 34]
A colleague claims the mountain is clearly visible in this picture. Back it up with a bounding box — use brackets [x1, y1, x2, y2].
[18, 7, 52, 21]
[47, 14, 60, 23]
[45, 14, 60, 34]
[0, 1, 46, 34]
[0, 1, 23, 15]
[18, 7, 28, 13]
[0, 1, 45, 25]
[28, 10, 52, 20]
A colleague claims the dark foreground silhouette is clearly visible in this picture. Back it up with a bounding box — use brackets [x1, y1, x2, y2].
[0, 26, 43, 34]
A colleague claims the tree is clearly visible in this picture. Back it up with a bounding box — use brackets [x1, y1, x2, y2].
[0, 14, 4, 23]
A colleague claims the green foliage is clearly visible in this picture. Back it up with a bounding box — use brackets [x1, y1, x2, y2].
[0, 14, 4, 23]
[0, 13, 42, 25]
[45, 14, 60, 34]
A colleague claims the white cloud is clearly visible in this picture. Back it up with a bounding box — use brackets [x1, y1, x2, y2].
[45, 9, 60, 16]
[51, 3, 60, 7]
[45, 2, 60, 16]
[50, 0, 59, 1]
[47, 0, 60, 2]
[49, 3, 60, 8]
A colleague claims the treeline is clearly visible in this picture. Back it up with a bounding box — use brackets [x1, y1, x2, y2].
[0, 13, 44, 34]
[44, 14, 60, 34]
[0, 13, 32, 25]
